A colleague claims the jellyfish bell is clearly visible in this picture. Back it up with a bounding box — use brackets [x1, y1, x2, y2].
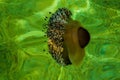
[63, 20, 90, 65]
[46, 8, 90, 66]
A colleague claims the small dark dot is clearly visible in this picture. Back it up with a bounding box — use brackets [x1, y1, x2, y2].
[44, 40, 47, 42]
[49, 12, 52, 14]
[44, 35, 47, 37]
[43, 49, 45, 52]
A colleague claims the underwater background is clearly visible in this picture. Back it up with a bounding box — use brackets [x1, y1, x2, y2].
[0, 0, 120, 80]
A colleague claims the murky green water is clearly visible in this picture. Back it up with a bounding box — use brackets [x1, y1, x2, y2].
[0, 0, 120, 80]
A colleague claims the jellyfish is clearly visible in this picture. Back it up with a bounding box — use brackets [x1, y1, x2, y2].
[45, 8, 90, 66]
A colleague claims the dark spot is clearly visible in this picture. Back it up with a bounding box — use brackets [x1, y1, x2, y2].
[44, 35, 47, 37]
[43, 49, 45, 52]
[44, 40, 47, 42]
[49, 12, 52, 14]
[78, 27, 90, 48]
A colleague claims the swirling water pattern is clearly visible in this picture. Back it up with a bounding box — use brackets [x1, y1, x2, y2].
[0, 0, 120, 80]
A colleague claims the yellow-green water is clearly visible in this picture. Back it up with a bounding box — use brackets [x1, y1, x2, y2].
[0, 0, 120, 80]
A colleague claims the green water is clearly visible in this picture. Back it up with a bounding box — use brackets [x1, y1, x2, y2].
[0, 0, 120, 80]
